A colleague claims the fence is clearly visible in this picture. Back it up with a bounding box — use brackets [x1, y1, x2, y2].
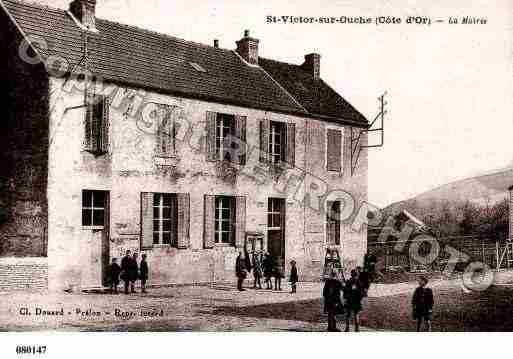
[368, 235, 512, 273]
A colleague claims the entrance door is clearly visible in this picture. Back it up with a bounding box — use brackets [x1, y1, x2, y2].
[267, 198, 285, 262]
[81, 190, 110, 288]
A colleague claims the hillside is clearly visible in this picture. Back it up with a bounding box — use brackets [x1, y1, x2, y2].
[385, 168, 513, 214]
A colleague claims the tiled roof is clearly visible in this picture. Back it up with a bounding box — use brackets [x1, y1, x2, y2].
[1, 0, 369, 127]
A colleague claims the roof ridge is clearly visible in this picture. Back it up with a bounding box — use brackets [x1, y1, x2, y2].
[259, 56, 303, 68]
[97, 17, 234, 54]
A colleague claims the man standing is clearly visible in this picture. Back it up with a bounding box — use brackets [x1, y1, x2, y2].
[412, 276, 434, 331]
[323, 271, 344, 332]
[344, 269, 364, 332]
[128, 252, 139, 294]
[139, 253, 149, 293]
[120, 250, 131, 295]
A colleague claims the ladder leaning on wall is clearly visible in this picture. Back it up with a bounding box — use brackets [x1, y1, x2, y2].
[497, 240, 513, 269]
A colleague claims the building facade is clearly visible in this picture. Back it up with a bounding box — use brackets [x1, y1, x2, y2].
[0, 0, 369, 291]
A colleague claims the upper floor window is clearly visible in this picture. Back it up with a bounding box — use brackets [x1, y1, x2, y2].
[269, 121, 285, 164]
[259, 119, 295, 167]
[84, 90, 109, 156]
[155, 104, 177, 157]
[216, 113, 235, 161]
[206, 112, 247, 165]
[326, 127, 344, 172]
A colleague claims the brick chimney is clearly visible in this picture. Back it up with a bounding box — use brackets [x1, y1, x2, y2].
[69, 0, 97, 30]
[236, 30, 259, 65]
[302, 53, 321, 80]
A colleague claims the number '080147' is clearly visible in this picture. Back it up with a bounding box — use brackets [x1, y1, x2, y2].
[15, 345, 47, 355]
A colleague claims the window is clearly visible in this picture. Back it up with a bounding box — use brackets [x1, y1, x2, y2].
[189, 62, 207, 73]
[215, 196, 234, 244]
[82, 190, 106, 227]
[268, 198, 283, 230]
[326, 201, 341, 245]
[269, 121, 285, 164]
[326, 127, 344, 172]
[141, 192, 190, 249]
[155, 104, 177, 157]
[153, 193, 177, 246]
[84, 92, 109, 155]
[215, 114, 235, 161]
[259, 119, 295, 167]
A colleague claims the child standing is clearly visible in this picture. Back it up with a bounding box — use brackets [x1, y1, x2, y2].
[273, 257, 284, 291]
[412, 276, 434, 331]
[252, 252, 263, 289]
[289, 260, 298, 293]
[109, 258, 121, 294]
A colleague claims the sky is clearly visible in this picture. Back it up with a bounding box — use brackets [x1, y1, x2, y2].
[29, 0, 513, 207]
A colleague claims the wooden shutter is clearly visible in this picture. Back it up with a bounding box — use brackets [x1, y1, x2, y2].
[203, 195, 215, 248]
[176, 193, 190, 249]
[140, 192, 154, 249]
[327, 129, 342, 171]
[285, 122, 296, 167]
[84, 89, 94, 152]
[205, 111, 217, 161]
[259, 119, 269, 163]
[101, 96, 109, 154]
[234, 115, 247, 165]
[234, 196, 246, 248]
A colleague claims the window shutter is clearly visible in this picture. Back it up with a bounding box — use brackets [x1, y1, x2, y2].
[101, 96, 109, 154]
[176, 193, 190, 249]
[327, 129, 342, 171]
[259, 119, 269, 163]
[84, 89, 94, 152]
[140, 192, 153, 249]
[203, 195, 215, 248]
[234, 196, 246, 248]
[234, 115, 247, 165]
[285, 122, 296, 167]
[205, 111, 217, 161]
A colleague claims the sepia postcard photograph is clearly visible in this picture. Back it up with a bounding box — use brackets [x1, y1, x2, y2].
[0, 0, 512, 357]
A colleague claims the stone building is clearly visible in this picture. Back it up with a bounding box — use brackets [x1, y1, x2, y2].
[0, 0, 370, 291]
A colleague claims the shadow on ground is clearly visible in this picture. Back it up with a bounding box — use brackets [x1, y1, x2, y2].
[210, 285, 513, 331]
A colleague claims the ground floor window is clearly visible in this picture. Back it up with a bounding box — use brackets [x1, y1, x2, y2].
[82, 190, 106, 227]
[153, 193, 177, 245]
[215, 196, 234, 244]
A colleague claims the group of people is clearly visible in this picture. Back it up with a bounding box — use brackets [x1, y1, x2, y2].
[108, 250, 149, 294]
[322, 267, 370, 332]
[235, 251, 299, 293]
[323, 265, 434, 332]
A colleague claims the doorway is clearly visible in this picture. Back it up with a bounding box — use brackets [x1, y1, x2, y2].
[81, 190, 110, 288]
[267, 198, 285, 263]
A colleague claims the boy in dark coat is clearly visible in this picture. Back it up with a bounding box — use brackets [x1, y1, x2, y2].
[120, 250, 131, 294]
[109, 258, 121, 294]
[139, 253, 149, 293]
[262, 253, 273, 290]
[289, 260, 298, 294]
[235, 251, 248, 291]
[323, 271, 344, 331]
[412, 276, 434, 331]
[344, 269, 364, 332]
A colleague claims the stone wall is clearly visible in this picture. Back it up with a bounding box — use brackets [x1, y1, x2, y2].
[0, 8, 49, 258]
